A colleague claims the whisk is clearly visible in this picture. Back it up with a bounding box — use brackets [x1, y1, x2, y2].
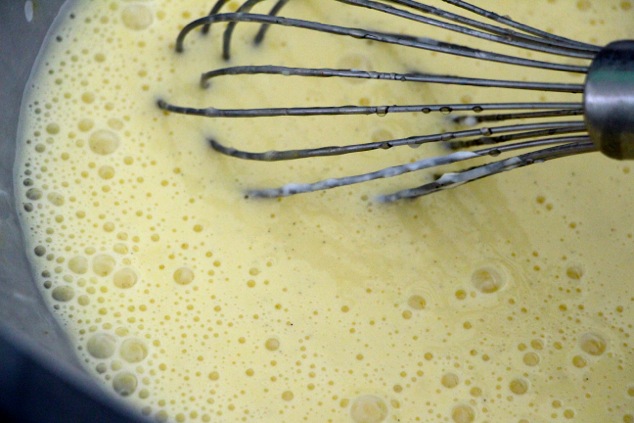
[157, 0, 634, 202]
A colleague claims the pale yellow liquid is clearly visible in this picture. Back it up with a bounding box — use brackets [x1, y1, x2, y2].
[16, 1, 634, 422]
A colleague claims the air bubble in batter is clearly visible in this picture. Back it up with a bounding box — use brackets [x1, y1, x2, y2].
[350, 395, 388, 423]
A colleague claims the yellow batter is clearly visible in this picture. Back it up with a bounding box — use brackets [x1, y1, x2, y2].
[15, 0, 634, 422]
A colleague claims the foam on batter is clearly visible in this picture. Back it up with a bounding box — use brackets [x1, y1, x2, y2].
[15, 0, 634, 422]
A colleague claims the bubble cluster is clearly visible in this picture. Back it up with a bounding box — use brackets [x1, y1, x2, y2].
[14, 0, 634, 422]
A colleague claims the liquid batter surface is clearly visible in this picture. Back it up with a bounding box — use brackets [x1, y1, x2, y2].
[16, 1, 634, 422]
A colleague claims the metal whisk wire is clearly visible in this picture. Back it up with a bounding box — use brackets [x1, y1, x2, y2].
[158, 0, 624, 201]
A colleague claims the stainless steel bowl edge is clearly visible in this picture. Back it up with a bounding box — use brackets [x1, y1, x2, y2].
[0, 2, 146, 421]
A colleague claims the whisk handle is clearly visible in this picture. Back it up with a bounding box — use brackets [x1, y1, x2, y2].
[584, 40, 634, 160]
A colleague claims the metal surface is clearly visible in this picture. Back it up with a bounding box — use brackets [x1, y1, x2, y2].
[160, 1, 634, 200]
[0, 0, 72, 359]
[584, 40, 634, 159]
[0, 1, 145, 421]
[160, 0, 602, 200]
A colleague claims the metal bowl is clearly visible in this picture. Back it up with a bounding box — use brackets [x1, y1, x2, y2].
[0, 2, 144, 421]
